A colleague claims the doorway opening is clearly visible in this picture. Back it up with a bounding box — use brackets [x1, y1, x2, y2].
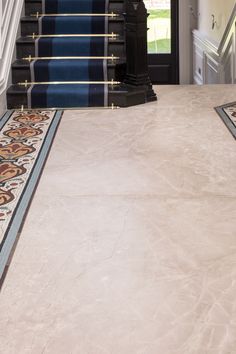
[144, 0, 179, 84]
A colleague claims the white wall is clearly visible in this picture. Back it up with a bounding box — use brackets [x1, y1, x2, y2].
[179, 0, 198, 84]
[193, 0, 236, 85]
[198, 0, 235, 43]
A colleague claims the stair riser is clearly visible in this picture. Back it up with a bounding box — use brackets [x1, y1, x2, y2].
[25, 2, 125, 16]
[7, 89, 146, 109]
[16, 41, 125, 59]
[7, 0, 154, 109]
[12, 66, 116, 83]
[21, 20, 124, 37]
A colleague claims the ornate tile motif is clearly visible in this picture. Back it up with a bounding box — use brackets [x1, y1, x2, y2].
[215, 102, 236, 139]
[223, 104, 236, 127]
[0, 110, 62, 278]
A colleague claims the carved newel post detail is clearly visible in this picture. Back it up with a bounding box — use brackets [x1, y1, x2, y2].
[124, 0, 157, 101]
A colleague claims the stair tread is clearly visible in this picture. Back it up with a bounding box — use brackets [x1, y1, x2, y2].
[12, 59, 125, 68]
[24, 1, 125, 17]
[9, 0, 129, 109]
[21, 16, 124, 22]
[8, 83, 143, 94]
[25, 0, 124, 2]
[17, 36, 125, 43]
[7, 84, 148, 109]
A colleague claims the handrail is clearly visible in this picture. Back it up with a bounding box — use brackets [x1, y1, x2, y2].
[218, 3, 236, 55]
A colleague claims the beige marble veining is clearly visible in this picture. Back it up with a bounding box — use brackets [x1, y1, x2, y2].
[0, 85, 236, 354]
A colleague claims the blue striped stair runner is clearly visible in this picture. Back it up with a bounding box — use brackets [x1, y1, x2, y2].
[27, 0, 111, 108]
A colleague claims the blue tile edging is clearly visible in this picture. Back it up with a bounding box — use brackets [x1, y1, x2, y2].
[0, 110, 63, 281]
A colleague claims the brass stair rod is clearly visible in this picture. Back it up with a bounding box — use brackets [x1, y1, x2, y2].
[18, 80, 120, 86]
[23, 55, 120, 61]
[19, 105, 120, 111]
[29, 33, 119, 39]
[32, 12, 119, 17]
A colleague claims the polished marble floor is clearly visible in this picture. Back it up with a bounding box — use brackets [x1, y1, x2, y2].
[0, 85, 236, 354]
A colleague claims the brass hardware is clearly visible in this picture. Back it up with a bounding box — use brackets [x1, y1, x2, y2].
[26, 55, 32, 62]
[111, 32, 117, 39]
[211, 14, 218, 30]
[31, 12, 119, 18]
[23, 55, 119, 61]
[18, 106, 120, 111]
[18, 81, 120, 86]
[28, 33, 119, 38]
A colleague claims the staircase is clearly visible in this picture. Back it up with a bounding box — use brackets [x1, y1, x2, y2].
[7, 0, 156, 109]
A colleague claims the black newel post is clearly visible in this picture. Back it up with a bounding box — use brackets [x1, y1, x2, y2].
[124, 0, 157, 101]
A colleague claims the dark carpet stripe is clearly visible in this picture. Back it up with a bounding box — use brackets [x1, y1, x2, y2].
[36, 37, 106, 57]
[29, 84, 107, 108]
[40, 17, 106, 35]
[44, 0, 107, 14]
[32, 59, 105, 82]
[30, 84, 49, 108]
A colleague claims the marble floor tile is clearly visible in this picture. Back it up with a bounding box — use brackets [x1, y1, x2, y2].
[0, 85, 236, 354]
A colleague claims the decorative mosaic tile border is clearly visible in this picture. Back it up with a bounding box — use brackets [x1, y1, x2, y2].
[0, 110, 63, 280]
[215, 102, 236, 139]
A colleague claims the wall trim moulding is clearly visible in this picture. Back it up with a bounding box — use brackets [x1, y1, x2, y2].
[193, 3, 236, 85]
[193, 26, 236, 85]
[193, 30, 220, 85]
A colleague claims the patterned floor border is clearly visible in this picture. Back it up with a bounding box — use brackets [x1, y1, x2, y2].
[215, 102, 236, 139]
[0, 110, 63, 280]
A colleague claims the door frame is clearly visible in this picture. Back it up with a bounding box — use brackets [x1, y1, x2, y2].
[179, 0, 198, 84]
[147, 0, 179, 85]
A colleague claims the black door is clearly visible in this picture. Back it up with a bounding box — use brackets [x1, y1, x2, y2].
[144, 0, 179, 84]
